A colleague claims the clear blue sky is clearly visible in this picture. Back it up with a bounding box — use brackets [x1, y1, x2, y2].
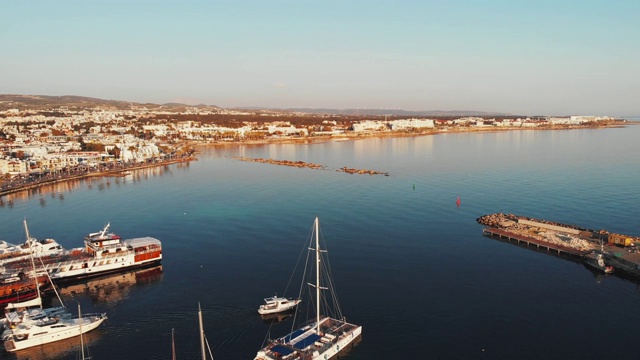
[2, 0, 638, 116]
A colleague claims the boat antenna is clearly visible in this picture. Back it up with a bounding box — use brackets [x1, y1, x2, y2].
[100, 222, 110, 238]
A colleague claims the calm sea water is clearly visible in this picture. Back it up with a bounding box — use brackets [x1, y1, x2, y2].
[1, 123, 640, 360]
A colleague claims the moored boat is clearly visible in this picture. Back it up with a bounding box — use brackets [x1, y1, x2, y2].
[3, 303, 106, 352]
[0, 221, 66, 266]
[258, 295, 301, 315]
[255, 217, 362, 360]
[1, 223, 162, 282]
[0, 274, 51, 309]
[583, 252, 614, 274]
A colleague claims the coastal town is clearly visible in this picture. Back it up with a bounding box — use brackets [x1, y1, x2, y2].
[0, 95, 625, 194]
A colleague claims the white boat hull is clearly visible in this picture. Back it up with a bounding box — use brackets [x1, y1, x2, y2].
[4, 314, 106, 352]
[255, 321, 362, 360]
[4, 237, 163, 282]
[258, 299, 301, 315]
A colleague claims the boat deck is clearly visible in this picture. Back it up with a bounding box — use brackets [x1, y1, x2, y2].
[261, 318, 360, 360]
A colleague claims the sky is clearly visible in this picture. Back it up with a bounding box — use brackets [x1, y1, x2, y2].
[1, 0, 639, 116]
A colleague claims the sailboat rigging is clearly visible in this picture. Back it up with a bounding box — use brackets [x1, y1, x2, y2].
[255, 217, 362, 360]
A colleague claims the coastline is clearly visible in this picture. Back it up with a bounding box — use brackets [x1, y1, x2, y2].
[194, 120, 630, 148]
[1, 121, 629, 198]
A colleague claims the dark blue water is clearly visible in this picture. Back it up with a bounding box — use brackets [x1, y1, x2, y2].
[2, 124, 640, 360]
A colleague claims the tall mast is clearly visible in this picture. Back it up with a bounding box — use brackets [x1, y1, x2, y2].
[171, 328, 176, 360]
[24, 219, 42, 309]
[315, 217, 320, 333]
[79, 302, 85, 360]
[199, 302, 206, 360]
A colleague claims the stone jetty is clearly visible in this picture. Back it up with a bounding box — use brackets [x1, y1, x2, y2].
[337, 166, 388, 176]
[234, 157, 325, 170]
[234, 157, 388, 176]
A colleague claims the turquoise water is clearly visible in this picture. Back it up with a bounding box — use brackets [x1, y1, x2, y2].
[1, 124, 640, 359]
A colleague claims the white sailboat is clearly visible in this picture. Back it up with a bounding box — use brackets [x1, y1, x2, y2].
[255, 217, 362, 360]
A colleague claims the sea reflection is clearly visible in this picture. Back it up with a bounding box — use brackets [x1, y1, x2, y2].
[55, 265, 163, 306]
[0, 163, 190, 207]
[260, 311, 293, 324]
[5, 328, 103, 360]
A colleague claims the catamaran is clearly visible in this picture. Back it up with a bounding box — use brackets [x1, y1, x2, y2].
[255, 217, 362, 360]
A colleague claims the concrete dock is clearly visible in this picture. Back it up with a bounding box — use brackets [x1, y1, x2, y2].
[478, 213, 640, 281]
[482, 228, 590, 257]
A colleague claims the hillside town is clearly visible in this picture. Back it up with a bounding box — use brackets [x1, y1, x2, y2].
[0, 98, 623, 187]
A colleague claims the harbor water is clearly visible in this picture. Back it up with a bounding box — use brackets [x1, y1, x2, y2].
[1, 123, 640, 359]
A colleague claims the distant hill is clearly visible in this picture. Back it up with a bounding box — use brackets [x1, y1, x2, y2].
[0, 95, 220, 112]
[0, 94, 509, 117]
[281, 108, 512, 117]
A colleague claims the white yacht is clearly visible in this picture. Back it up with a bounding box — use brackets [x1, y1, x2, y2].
[3, 305, 106, 352]
[258, 295, 301, 315]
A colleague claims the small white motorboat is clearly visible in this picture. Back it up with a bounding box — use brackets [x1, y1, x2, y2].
[257, 296, 301, 315]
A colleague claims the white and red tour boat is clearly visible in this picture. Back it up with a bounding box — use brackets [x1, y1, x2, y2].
[1, 223, 162, 282]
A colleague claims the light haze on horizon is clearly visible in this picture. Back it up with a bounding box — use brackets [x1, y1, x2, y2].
[2, 0, 638, 116]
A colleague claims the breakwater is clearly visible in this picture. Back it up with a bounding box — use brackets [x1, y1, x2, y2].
[234, 157, 388, 175]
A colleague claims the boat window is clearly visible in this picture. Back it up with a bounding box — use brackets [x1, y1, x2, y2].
[51, 325, 66, 328]
[33, 332, 48, 336]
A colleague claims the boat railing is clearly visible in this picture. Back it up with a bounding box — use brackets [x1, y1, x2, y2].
[80, 312, 107, 319]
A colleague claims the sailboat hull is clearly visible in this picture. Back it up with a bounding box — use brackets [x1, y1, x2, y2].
[255, 317, 362, 360]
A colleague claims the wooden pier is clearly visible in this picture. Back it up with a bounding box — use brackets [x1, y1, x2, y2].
[483, 228, 590, 258]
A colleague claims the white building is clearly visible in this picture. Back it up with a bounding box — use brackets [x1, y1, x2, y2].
[389, 119, 435, 130]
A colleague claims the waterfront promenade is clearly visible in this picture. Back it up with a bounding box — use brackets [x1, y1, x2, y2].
[0, 154, 196, 198]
